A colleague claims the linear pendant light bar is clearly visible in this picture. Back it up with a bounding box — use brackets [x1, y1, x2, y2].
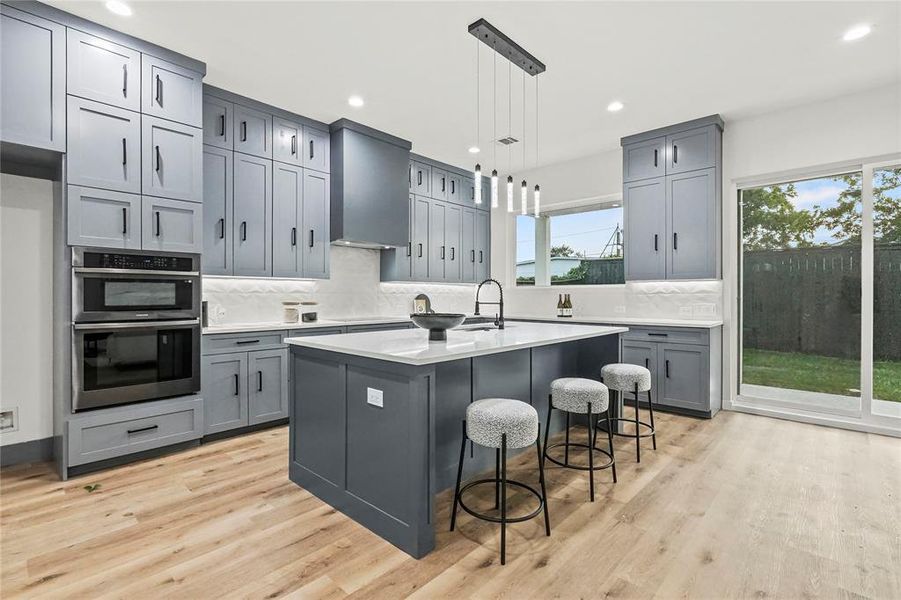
[468, 19, 546, 76]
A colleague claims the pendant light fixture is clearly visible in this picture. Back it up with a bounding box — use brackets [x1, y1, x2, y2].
[473, 40, 482, 205]
[491, 169, 498, 208]
[534, 75, 541, 217]
[520, 70, 528, 216]
[506, 175, 514, 212]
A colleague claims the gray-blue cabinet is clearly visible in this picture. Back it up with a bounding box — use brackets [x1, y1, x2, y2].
[202, 95, 233, 150]
[302, 126, 330, 173]
[202, 145, 233, 275]
[273, 118, 302, 166]
[0, 4, 66, 152]
[233, 103, 272, 159]
[666, 126, 717, 175]
[624, 177, 666, 280]
[233, 153, 273, 276]
[203, 353, 248, 434]
[622, 136, 665, 183]
[667, 167, 717, 279]
[272, 161, 304, 277]
[248, 349, 289, 425]
[461, 208, 476, 282]
[142, 115, 204, 202]
[66, 29, 141, 112]
[412, 161, 431, 196]
[428, 199, 446, 280]
[444, 203, 462, 282]
[302, 169, 330, 279]
[412, 195, 430, 280]
[658, 343, 708, 412]
[476, 210, 490, 281]
[141, 195, 203, 253]
[142, 54, 203, 127]
[67, 185, 141, 249]
[66, 97, 141, 193]
[431, 168, 448, 201]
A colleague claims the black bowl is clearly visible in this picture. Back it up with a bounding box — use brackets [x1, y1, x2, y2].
[410, 313, 466, 341]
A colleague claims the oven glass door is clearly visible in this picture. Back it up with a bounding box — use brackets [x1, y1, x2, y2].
[76, 273, 198, 321]
[73, 321, 200, 411]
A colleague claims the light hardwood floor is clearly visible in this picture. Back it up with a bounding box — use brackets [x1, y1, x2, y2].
[2, 410, 899, 599]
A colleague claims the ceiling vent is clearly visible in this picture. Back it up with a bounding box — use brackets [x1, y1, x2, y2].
[496, 136, 519, 145]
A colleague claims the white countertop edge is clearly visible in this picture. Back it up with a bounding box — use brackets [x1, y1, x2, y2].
[507, 315, 723, 328]
[285, 324, 629, 366]
[202, 314, 483, 335]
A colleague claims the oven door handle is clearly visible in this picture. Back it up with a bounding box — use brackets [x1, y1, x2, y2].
[73, 267, 200, 277]
[74, 319, 200, 331]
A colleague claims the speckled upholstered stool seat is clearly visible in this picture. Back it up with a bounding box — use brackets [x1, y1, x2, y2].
[450, 398, 550, 565]
[601, 363, 656, 463]
[542, 378, 616, 502]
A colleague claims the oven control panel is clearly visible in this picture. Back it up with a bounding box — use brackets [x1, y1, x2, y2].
[81, 251, 196, 272]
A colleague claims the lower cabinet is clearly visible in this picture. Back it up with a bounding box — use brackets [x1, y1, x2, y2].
[248, 349, 289, 425]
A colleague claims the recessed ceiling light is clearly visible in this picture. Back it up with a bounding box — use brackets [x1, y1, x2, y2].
[348, 95, 364, 108]
[468, 146, 480, 154]
[105, 0, 132, 16]
[843, 24, 872, 42]
[607, 101, 624, 113]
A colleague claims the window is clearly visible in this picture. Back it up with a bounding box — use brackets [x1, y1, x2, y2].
[516, 204, 624, 286]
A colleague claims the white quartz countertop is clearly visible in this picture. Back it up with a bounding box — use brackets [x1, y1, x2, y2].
[202, 315, 485, 335]
[285, 322, 628, 366]
[507, 314, 723, 328]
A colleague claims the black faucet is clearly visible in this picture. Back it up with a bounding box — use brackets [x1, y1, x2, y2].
[474, 278, 504, 329]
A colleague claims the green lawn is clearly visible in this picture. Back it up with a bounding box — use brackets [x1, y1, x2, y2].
[742, 349, 901, 402]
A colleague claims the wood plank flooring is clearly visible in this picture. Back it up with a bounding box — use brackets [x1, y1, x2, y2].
[2, 410, 899, 599]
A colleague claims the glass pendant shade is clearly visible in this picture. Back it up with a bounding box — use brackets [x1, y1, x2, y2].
[506, 176, 514, 212]
[474, 164, 482, 205]
[490, 170, 498, 208]
[533, 185, 540, 216]
[520, 180, 527, 215]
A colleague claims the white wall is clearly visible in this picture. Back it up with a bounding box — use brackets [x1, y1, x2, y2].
[0, 174, 55, 446]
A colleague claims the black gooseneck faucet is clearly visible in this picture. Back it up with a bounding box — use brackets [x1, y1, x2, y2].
[474, 278, 504, 329]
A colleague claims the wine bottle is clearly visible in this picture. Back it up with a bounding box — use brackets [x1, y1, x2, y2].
[556, 294, 564, 318]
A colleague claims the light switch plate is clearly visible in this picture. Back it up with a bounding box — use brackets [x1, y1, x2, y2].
[367, 387, 384, 408]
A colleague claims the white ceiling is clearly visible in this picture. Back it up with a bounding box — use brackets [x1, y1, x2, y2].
[49, 1, 900, 170]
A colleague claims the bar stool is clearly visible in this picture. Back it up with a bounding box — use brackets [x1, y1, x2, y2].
[601, 363, 656, 462]
[450, 398, 551, 565]
[542, 378, 616, 502]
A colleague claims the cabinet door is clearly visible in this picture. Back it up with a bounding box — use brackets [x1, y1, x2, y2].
[67, 97, 141, 193]
[428, 200, 446, 281]
[476, 210, 490, 282]
[142, 116, 203, 202]
[202, 96, 233, 149]
[67, 185, 141, 249]
[233, 154, 273, 276]
[202, 353, 248, 434]
[273, 118, 303, 166]
[447, 174, 462, 205]
[272, 162, 303, 277]
[620, 340, 658, 405]
[624, 176, 666, 281]
[302, 170, 330, 279]
[202, 145, 233, 275]
[623, 136, 665, 183]
[381, 195, 413, 281]
[666, 126, 717, 174]
[461, 208, 476, 283]
[248, 349, 288, 425]
[666, 167, 716, 279]
[431, 168, 448, 201]
[658, 343, 708, 412]
[0, 5, 65, 151]
[444, 204, 462, 282]
[67, 30, 140, 111]
[233, 104, 272, 159]
[141, 196, 202, 253]
[142, 55, 203, 127]
[302, 126, 330, 173]
[412, 162, 431, 196]
[411, 195, 430, 280]
[462, 177, 476, 205]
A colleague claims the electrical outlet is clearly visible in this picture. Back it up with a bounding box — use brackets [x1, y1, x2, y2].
[0, 408, 18, 433]
[367, 387, 384, 408]
[614, 305, 626, 314]
[679, 306, 692, 317]
[693, 304, 717, 317]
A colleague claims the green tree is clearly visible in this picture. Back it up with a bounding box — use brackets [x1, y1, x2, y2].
[742, 183, 819, 250]
[550, 244, 576, 257]
[818, 168, 901, 245]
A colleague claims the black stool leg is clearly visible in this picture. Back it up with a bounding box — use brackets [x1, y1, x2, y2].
[634, 382, 641, 463]
[542, 404, 553, 469]
[535, 424, 551, 536]
[606, 407, 617, 483]
[494, 448, 500, 510]
[587, 402, 595, 502]
[648, 390, 657, 450]
[450, 420, 466, 532]
[500, 433, 507, 565]
[564, 412, 571, 466]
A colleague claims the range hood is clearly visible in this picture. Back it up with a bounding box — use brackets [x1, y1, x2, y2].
[330, 119, 412, 248]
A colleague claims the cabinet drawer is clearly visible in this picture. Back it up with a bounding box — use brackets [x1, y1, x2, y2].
[619, 327, 708, 346]
[67, 397, 203, 466]
[203, 331, 286, 353]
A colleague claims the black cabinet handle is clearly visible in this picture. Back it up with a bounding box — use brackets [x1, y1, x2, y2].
[648, 332, 669, 337]
[218, 218, 225, 239]
[417, 170, 422, 186]
[122, 207, 128, 235]
[441, 177, 446, 192]
[309, 139, 314, 160]
[291, 227, 297, 246]
[653, 148, 658, 167]
[241, 221, 247, 241]
[122, 64, 127, 97]
[450, 247, 455, 261]
[673, 144, 678, 164]
[235, 339, 260, 345]
[127, 424, 158, 435]
[155, 211, 161, 237]
[233, 373, 240, 395]
[451, 180, 455, 195]
[479, 250, 483, 263]
[219, 114, 225, 137]
[665, 359, 670, 378]
[645, 358, 649, 369]
[406, 242, 412, 257]
[654, 234, 658, 251]
[408, 166, 412, 186]
[471, 249, 475, 262]
[257, 370, 263, 392]
[155, 145, 161, 172]
[309, 229, 314, 248]
[673, 232, 678, 250]
[122, 138, 127, 165]
[418, 243, 423, 258]
[241, 121, 247, 142]
[155, 74, 162, 105]
[440, 246, 445, 260]
[291, 134, 297, 155]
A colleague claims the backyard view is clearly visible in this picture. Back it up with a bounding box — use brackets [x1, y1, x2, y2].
[741, 167, 901, 404]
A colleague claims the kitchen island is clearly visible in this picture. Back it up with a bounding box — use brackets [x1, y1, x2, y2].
[285, 322, 627, 557]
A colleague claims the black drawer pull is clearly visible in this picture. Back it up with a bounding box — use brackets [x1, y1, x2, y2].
[122, 137, 127, 165]
[233, 373, 239, 395]
[240, 221, 247, 241]
[155, 211, 161, 237]
[653, 148, 658, 167]
[309, 229, 315, 248]
[406, 242, 412, 257]
[665, 359, 670, 378]
[309, 139, 314, 160]
[673, 232, 678, 250]
[441, 177, 446, 192]
[291, 134, 297, 155]
[219, 114, 225, 137]
[257, 370, 263, 392]
[241, 121, 247, 142]
[218, 218, 225, 239]
[479, 250, 483, 264]
[418, 243, 423, 258]
[450, 247, 455, 261]
[672, 144, 678, 164]
[471, 249, 475, 262]
[122, 207, 128, 235]
[647, 332, 668, 337]
[122, 64, 127, 97]
[440, 246, 445, 260]
[235, 339, 260, 345]
[155, 145, 161, 172]
[645, 358, 649, 369]
[155, 74, 162, 105]
[417, 170, 422, 186]
[127, 425, 158, 435]
[451, 180, 455, 194]
[654, 234, 658, 251]
[291, 227, 297, 246]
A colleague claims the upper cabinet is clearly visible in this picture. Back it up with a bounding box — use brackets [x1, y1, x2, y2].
[621, 115, 722, 281]
[67, 29, 140, 111]
[142, 55, 203, 127]
[202, 95, 233, 150]
[273, 118, 302, 166]
[303, 126, 330, 173]
[66, 97, 141, 193]
[142, 115, 203, 202]
[0, 4, 65, 152]
[233, 103, 272, 159]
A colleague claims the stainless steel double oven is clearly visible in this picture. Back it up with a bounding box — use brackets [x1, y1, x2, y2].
[71, 248, 201, 412]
